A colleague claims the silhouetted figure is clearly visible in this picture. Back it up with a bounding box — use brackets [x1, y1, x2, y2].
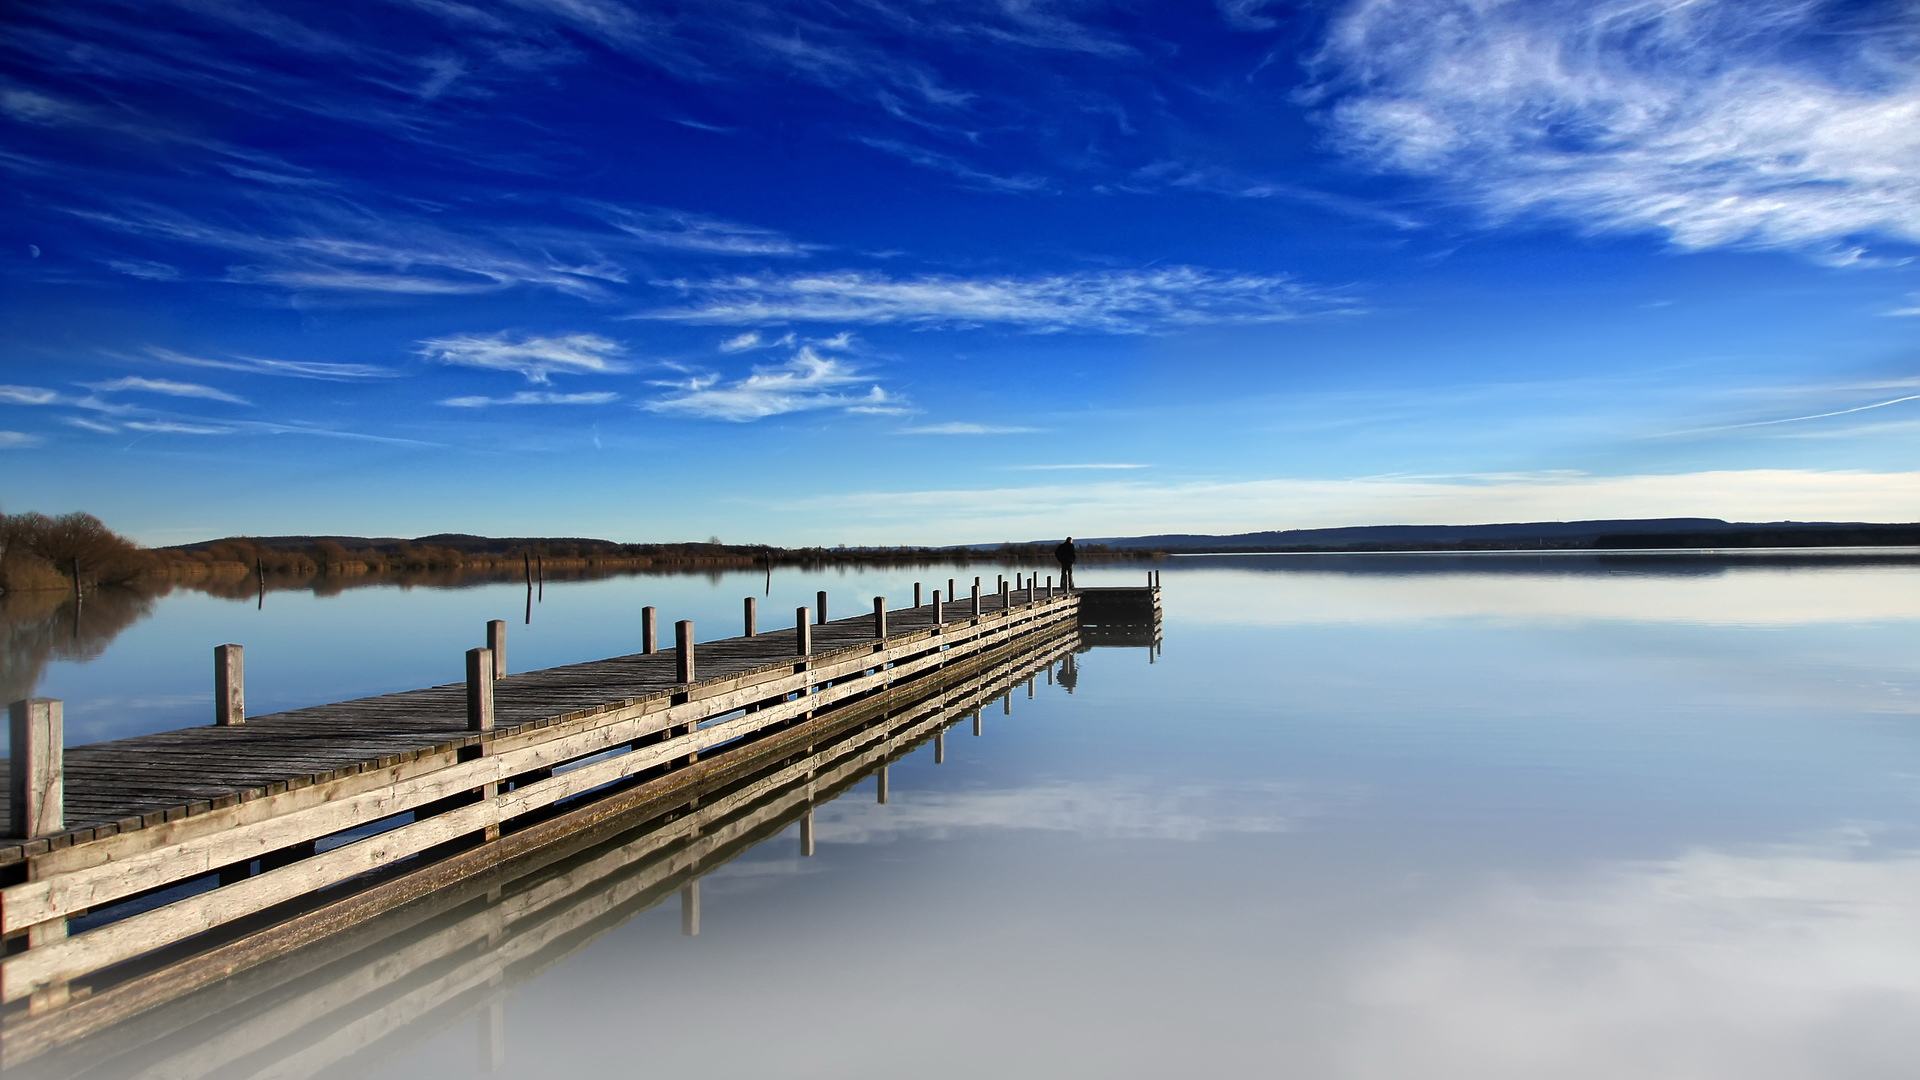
[1054, 536, 1077, 589]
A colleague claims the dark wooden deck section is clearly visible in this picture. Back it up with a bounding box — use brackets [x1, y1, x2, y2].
[0, 589, 1052, 867]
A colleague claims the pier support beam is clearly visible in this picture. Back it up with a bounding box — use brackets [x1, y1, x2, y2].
[743, 596, 757, 638]
[487, 620, 507, 678]
[642, 606, 658, 654]
[971, 583, 982, 619]
[933, 590, 944, 625]
[872, 596, 887, 639]
[914, 582, 923, 607]
[800, 807, 815, 856]
[467, 648, 494, 732]
[675, 621, 696, 683]
[215, 644, 244, 727]
[816, 590, 828, 625]
[876, 765, 889, 804]
[9, 698, 63, 839]
[465, 648, 499, 843]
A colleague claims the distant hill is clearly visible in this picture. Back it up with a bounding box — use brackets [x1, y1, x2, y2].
[1073, 518, 1920, 553]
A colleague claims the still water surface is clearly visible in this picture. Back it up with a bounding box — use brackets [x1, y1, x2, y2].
[9, 552, 1920, 1077]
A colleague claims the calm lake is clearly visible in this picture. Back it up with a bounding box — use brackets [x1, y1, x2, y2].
[8, 551, 1920, 1077]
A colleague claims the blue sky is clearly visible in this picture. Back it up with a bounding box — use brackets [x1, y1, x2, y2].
[1, 0, 1916, 546]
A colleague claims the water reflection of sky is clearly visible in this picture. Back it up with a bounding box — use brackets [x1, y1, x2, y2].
[14, 555, 1920, 1077]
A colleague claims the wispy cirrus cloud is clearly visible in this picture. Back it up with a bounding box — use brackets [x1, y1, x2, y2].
[145, 347, 395, 381]
[900, 422, 1042, 436]
[419, 332, 627, 383]
[1010, 462, 1150, 470]
[641, 266, 1358, 332]
[1316, 0, 1920, 264]
[440, 390, 620, 408]
[85, 376, 249, 405]
[854, 136, 1050, 194]
[719, 330, 765, 353]
[63, 417, 119, 434]
[0, 431, 44, 449]
[598, 204, 819, 257]
[645, 346, 899, 422]
[1886, 294, 1920, 317]
[123, 420, 234, 436]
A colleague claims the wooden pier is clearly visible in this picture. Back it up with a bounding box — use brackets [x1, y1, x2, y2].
[6, 620, 1081, 1077]
[0, 573, 1161, 1039]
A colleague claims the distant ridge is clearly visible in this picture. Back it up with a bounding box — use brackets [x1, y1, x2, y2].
[1071, 518, 1920, 553]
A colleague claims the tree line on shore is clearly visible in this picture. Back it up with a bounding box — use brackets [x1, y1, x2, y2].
[0, 510, 1144, 595]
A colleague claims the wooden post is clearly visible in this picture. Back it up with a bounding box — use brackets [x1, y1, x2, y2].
[800, 807, 815, 856]
[933, 590, 944, 624]
[744, 596, 758, 637]
[872, 596, 887, 639]
[795, 607, 812, 655]
[1047, 575, 1054, 597]
[971, 582, 982, 618]
[972, 709, 982, 737]
[675, 620, 696, 683]
[466, 648, 494, 732]
[876, 765, 889, 804]
[997, 574, 1004, 592]
[522, 552, 531, 586]
[935, 731, 945, 764]
[487, 620, 507, 678]
[914, 582, 923, 607]
[948, 577, 956, 602]
[816, 589, 828, 625]
[9, 698, 62, 838]
[642, 606, 658, 654]
[214, 643, 244, 727]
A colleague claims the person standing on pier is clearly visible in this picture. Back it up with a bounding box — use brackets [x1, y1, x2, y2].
[1054, 536, 1077, 589]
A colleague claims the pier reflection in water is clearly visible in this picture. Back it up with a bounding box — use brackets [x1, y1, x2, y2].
[11, 617, 1155, 1080]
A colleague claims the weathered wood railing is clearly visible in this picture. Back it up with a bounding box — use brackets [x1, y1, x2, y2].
[0, 580, 1090, 1013]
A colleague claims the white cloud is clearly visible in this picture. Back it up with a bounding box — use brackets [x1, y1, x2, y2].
[719, 330, 763, 353]
[1317, 0, 1920, 262]
[641, 267, 1357, 332]
[899, 422, 1044, 436]
[0, 431, 44, 449]
[418, 332, 627, 383]
[146, 347, 395, 381]
[64, 417, 119, 434]
[0, 385, 60, 405]
[1885, 293, 1920, 317]
[1345, 833, 1920, 1079]
[85, 376, 249, 405]
[440, 391, 620, 407]
[645, 347, 895, 422]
